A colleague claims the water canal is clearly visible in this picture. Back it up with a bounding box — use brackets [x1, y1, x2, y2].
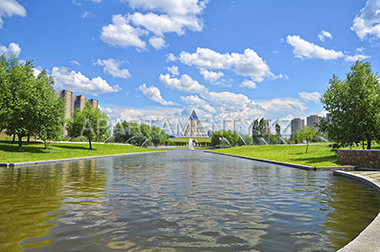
[1, 149, 380, 251]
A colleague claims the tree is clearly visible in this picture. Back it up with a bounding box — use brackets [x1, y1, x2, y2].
[251, 119, 260, 144]
[297, 126, 316, 153]
[67, 103, 109, 150]
[320, 61, 380, 150]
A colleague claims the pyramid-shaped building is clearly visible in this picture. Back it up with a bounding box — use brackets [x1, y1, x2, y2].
[180, 109, 209, 138]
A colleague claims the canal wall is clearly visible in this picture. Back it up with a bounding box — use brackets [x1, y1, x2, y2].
[337, 149, 380, 169]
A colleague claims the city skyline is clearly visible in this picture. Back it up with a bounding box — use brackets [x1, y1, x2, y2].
[1, 0, 379, 135]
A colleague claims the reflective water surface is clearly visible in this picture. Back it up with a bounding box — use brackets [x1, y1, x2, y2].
[1, 149, 380, 251]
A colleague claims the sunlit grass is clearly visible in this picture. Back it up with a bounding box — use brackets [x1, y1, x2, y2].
[208, 144, 345, 167]
[0, 142, 159, 163]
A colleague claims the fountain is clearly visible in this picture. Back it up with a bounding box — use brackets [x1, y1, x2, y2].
[103, 135, 113, 143]
[237, 132, 248, 146]
[260, 137, 268, 145]
[124, 135, 137, 144]
[279, 137, 288, 145]
[188, 138, 194, 150]
[317, 135, 328, 142]
[140, 138, 150, 147]
[221, 137, 232, 147]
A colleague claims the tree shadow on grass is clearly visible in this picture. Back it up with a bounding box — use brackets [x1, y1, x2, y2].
[288, 152, 342, 166]
[52, 144, 97, 151]
[0, 143, 46, 153]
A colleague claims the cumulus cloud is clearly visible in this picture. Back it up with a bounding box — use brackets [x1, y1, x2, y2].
[159, 73, 207, 93]
[167, 65, 179, 76]
[287, 35, 344, 60]
[181, 95, 216, 114]
[149, 36, 167, 49]
[178, 47, 279, 83]
[240, 79, 256, 89]
[52, 66, 121, 96]
[137, 83, 178, 106]
[298, 91, 321, 103]
[94, 58, 131, 78]
[199, 68, 224, 82]
[0, 0, 26, 28]
[258, 98, 308, 116]
[101, 0, 208, 50]
[100, 14, 148, 49]
[0, 42, 21, 57]
[318, 30, 332, 42]
[351, 0, 380, 40]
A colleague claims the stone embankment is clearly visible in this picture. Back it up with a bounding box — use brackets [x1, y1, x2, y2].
[337, 149, 380, 169]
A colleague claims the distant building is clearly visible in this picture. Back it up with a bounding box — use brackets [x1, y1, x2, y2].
[55, 90, 99, 136]
[291, 118, 304, 137]
[307, 115, 322, 131]
[180, 109, 209, 138]
[74, 95, 86, 111]
[207, 129, 213, 138]
[87, 99, 98, 109]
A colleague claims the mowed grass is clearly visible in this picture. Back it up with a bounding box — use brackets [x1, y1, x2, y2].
[0, 142, 159, 163]
[208, 144, 345, 167]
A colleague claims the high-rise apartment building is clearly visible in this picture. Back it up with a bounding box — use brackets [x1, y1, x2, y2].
[307, 115, 322, 131]
[74, 95, 86, 111]
[87, 99, 98, 109]
[55, 90, 99, 136]
[290, 118, 304, 137]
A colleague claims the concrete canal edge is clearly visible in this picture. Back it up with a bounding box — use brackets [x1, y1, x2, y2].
[0, 150, 165, 168]
[334, 170, 380, 252]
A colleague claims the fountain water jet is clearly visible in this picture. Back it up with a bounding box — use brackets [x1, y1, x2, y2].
[260, 137, 268, 145]
[188, 138, 194, 150]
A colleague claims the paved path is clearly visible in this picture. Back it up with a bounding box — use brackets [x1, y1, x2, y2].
[334, 171, 380, 252]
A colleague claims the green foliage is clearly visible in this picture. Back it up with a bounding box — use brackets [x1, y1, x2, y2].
[211, 130, 248, 147]
[252, 118, 272, 145]
[113, 121, 167, 146]
[297, 126, 317, 153]
[320, 60, 380, 150]
[66, 103, 109, 150]
[0, 55, 64, 150]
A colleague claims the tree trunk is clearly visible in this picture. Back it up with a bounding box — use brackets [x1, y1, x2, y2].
[306, 141, 309, 153]
[12, 134, 15, 144]
[367, 137, 371, 150]
[27, 134, 30, 144]
[18, 135, 23, 150]
[89, 138, 92, 150]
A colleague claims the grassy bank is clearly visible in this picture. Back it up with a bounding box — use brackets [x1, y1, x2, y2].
[0, 142, 159, 163]
[208, 144, 344, 167]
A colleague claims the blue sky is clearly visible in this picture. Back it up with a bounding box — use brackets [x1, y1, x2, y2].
[1, 0, 380, 136]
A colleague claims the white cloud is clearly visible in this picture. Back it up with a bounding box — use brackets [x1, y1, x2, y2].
[94, 58, 131, 78]
[298, 91, 321, 103]
[287, 35, 344, 60]
[199, 68, 224, 82]
[137, 84, 178, 106]
[166, 53, 177, 62]
[178, 47, 277, 83]
[167, 65, 179, 76]
[118, 108, 143, 122]
[149, 36, 166, 49]
[33, 66, 43, 78]
[0, 0, 26, 28]
[181, 95, 216, 114]
[128, 12, 201, 36]
[52, 66, 121, 96]
[102, 107, 115, 114]
[240, 79, 256, 89]
[318, 30, 332, 42]
[124, 0, 209, 16]
[102, 0, 208, 50]
[100, 14, 148, 49]
[159, 73, 207, 93]
[71, 60, 80, 66]
[344, 53, 371, 62]
[351, 0, 380, 40]
[258, 98, 308, 116]
[0, 42, 20, 57]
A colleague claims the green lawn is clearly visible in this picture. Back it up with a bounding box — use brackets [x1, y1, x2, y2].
[0, 142, 159, 163]
[208, 144, 345, 167]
